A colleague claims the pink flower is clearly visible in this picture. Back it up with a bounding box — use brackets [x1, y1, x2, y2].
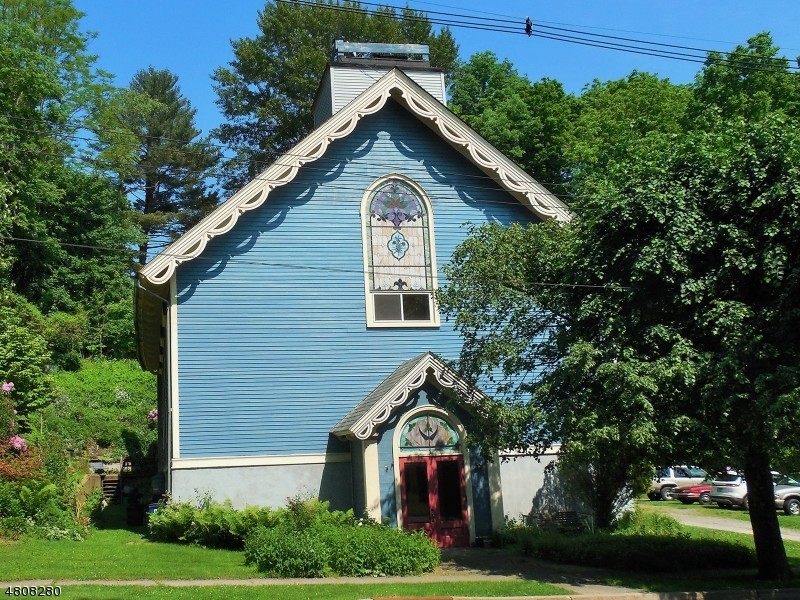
[2, 382, 14, 394]
[147, 408, 158, 422]
[9, 435, 27, 452]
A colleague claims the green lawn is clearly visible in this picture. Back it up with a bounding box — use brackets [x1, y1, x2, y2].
[643, 499, 800, 530]
[26, 582, 569, 600]
[4, 504, 800, 597]
[0, 524, 569, 598]
[602, 526, 800, 593]
[0, 527, 256, 581]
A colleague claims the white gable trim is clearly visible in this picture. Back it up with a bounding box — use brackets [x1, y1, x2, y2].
[349, 353, 483, 441]
[140, 69, 570, 286]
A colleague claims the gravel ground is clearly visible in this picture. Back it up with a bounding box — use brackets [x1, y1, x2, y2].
[644, 502, 800, 541]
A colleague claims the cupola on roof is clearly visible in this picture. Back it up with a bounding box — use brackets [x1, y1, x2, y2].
[313, 40, 446, 127]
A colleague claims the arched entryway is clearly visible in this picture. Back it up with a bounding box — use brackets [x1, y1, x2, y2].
[394, 409, 472, 547]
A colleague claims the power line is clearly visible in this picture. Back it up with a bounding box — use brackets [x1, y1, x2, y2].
[283, 0, 800, 74]
[6, 144, 589, 216]
[0, 236, 628, 291]
[1, 117, 585, 211]
[411, 0, 800, 52]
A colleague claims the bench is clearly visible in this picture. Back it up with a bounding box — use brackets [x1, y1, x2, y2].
[527, 510, 583, 532]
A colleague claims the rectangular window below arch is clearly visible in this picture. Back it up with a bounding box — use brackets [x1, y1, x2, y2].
[373, 292, 432, 322]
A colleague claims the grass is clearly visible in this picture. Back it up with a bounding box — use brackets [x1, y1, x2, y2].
[642, 499, 800, 530]
[3, 502, 800, 597]
[0, 506, 570, 598]
[601, 526, 800, 593]
[25, 582, 570, 599]
[0, 527, 256, 581]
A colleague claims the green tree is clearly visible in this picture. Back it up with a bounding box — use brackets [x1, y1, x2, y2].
[440, 34, 800, 579]
[97, 67, 221, 263]
[1, 1, 139, 361]
[568, 71, 691, 179]
[449, 52, 576, 194]
[212, 0, 458, 192]
[0, 293, 54, 418]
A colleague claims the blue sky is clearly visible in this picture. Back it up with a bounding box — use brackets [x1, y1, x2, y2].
[74, 0, 800, 137]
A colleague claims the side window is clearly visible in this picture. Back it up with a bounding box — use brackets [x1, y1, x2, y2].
[675, 467, 690, 478]
[362, 176, 439, 327]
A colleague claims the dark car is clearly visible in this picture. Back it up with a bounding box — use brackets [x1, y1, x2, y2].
[672, 476, 713, 505]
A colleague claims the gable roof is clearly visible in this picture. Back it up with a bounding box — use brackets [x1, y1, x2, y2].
[135, 67, 572, 372]
[138, 67, 570, 287]
[332, 352, 486, 440]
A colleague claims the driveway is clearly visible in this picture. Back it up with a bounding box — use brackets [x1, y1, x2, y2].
[646, 503, 800, 542]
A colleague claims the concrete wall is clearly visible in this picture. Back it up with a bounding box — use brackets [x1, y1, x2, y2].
[498, 451, 577, 521]
[170, 461, 353, 510]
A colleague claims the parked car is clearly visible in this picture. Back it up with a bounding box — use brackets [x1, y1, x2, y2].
[774, 474, 800, 516]
[711, 470, 783, 510]
[710, 472, 748, 509]
[648, 466, 708, 501]
[671, 476, 713, 505]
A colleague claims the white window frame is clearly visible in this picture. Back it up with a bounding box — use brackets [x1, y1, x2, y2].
[360, 174, 440, 328]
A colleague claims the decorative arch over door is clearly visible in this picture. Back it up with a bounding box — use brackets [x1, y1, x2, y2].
[394, 407, 472, 547]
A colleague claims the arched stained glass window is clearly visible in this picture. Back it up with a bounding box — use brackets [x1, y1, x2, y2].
[363, 177, 437, 325]
[400, 414, 460, 451]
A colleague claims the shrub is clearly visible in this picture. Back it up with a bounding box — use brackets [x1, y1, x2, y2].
[244, 524, 330, 577]
[151, 495, 441, 577]
[0, 478, 87, 540]
[147, 500, 195, 543]
[41, 359, 156, 461]
[614, 508, 685, 537]
[510, 526, 754, 572]
[147, 497, 279, 549]
[319, 523, 440, 577]
[492, 516, 530, 548]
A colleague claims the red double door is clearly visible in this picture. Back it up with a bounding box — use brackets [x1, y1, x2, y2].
[399, 455, 469, 547]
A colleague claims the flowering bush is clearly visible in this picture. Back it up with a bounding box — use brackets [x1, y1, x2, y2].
[8, 434, 27, 453]
[0, 381, 44, 481]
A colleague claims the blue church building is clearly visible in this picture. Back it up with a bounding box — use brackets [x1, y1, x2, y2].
[135, 42, 570, 546]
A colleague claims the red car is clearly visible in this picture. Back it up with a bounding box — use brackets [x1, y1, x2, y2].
[671, 477, 713, 505]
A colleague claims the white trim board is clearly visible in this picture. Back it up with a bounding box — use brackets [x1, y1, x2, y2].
[172, 453, 352, 470]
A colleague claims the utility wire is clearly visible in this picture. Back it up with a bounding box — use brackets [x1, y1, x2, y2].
[284, 0, 800, 74]
[346, 0, 796, 66]
[0, 236, 628, 291]
[412, 0, 800, 51]
[1, 118, 585, 210]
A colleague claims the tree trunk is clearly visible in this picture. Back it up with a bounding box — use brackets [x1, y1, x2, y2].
[744, 447, 793, 580]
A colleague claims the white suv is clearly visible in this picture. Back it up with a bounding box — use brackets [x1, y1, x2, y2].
[710, 472, 748, 509]
[711, 470, 783, 510]
[648, 466, 708, 501]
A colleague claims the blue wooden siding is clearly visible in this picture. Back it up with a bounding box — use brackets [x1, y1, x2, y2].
[175, 101, 536, 457]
